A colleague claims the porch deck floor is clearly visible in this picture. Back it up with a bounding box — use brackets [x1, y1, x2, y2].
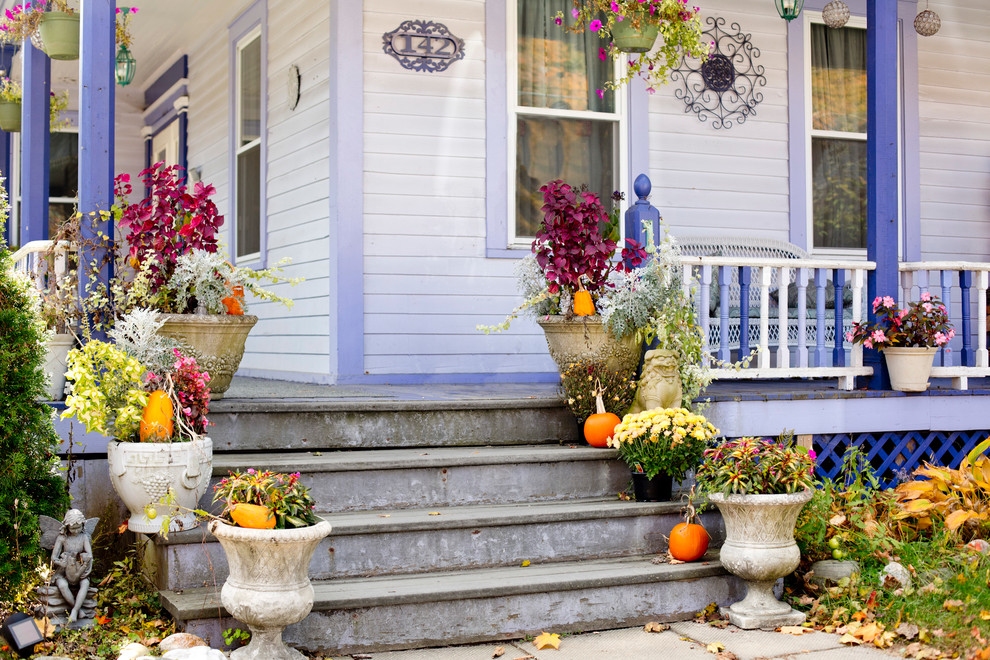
[222, 375, 990, 404]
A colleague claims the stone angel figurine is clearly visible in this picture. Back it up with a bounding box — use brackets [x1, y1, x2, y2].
[37, 509, 100, 627]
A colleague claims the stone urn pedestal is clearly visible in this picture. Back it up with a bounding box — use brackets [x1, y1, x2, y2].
[537, 315, 640, 377]
[209, 519, 333, 660]
[709, 490, 813, 629]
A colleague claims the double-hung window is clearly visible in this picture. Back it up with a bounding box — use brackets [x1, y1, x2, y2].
[10, 129, 78, 241]
[509, 0, 623, 245]
[809, 20, 868, 251]
[234, 27, 262, 261]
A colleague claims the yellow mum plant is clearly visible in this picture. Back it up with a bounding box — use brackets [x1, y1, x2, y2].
[609, 407, 718, 479]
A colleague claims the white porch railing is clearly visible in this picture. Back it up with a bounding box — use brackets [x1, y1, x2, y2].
[10, 239, 72, 294]
[680, 256, 876, 390]
[899, 262, 990, 389]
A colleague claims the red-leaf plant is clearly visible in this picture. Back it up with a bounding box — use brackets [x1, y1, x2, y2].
[533, 180, 646, 298]
[116, 162, 224, 294]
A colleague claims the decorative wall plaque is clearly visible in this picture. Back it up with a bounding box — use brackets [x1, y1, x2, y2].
[383, 20, 465, 73]
[670, 16, 767, 130]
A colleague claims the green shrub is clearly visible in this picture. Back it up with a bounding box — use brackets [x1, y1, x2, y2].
[0, 246, 70, 603]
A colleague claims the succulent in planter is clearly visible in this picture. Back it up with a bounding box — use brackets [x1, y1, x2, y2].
[555, 0, 710, 95]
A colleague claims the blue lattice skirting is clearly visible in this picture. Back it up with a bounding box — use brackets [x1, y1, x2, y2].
[814, 430, 990, 488]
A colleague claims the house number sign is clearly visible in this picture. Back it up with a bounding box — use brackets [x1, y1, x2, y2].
[382, 20, 465, 73]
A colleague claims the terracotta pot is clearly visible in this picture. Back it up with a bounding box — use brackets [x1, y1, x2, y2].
[883, 346, 937, 392]
[107, 436, 213, 534]
[230, 503, 276, 529]
[610, 20, 660, 53]
[537, 315, 640, 378]
[709, 490, 813, 629]
[210, 519, 332, 660]
[156, 313, 258, 399]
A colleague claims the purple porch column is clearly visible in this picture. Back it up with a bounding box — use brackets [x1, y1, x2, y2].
[0, 44, 16, 245]
[78, 0, 115, 305]
[865, 0, 898, 389]
[20, 41, 50, 245]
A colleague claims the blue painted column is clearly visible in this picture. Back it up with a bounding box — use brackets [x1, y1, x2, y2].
[20, 41, 50, 245]
[0, 44, 17, 245]
[865, 0, 899, 390]
[624, 174, 661, 255]
[78, 0, 115, 311]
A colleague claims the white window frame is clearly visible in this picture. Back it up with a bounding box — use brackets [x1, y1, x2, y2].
[507, 0, 628, 249]
[233, 25, 262, 263]
[804, 14, 901, 258]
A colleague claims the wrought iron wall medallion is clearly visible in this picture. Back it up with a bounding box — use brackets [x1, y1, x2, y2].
[671, 16, 767, 130]
[383, 20, 465, 73]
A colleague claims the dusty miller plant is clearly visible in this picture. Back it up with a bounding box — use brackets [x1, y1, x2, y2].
[108, 308, 181, 379]
[168, 250, 230, 314]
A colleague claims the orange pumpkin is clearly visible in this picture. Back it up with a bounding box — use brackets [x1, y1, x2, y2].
[139, 390, 174, 442]
[573, 289, 595, 316]
[222, 284, 245, 315]
[230, 503, 276, 529]
[669, 522, 710, 561]
[584, 390, 619, 448]
[669, 487, 709, 562]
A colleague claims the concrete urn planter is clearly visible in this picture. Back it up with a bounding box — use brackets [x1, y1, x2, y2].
[209, 519, 333, 660]
[44, 333, 74, 400]
[156, 314, 258, 399]
[107, 436, 213, 534]
[537, 315, 640, 377]
[709, 489, 813, 629]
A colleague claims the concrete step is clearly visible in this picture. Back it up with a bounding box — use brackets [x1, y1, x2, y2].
[161, 553, 744, 656]
[153, 497, 725, 590]
[208, 393, 579, 451]
[204, 445, 631, 512]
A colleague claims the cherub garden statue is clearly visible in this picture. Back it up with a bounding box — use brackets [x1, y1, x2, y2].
[36, 509, 100, 628]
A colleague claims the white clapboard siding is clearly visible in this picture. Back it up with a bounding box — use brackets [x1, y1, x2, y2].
[918, 2, 990, 263]
[648, 1, 790, 239]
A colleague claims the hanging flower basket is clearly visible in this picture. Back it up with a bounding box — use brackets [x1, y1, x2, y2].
[610, 20, 660, 53]
[0, 100, 21, 132]
[38, 12, 80, 61]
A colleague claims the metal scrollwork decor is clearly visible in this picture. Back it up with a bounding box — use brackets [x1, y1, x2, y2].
[670, 16, 767, 130]
[382, 20, 465, 73]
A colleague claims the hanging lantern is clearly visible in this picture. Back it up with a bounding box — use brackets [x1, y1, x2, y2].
[774, 0, 804, 21]
[914, 1, 941, 37]
[822, 0, 850, 29]
[115, 44, 136, 86]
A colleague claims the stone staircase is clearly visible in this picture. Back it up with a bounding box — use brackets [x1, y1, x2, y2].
[155, 383, 742, 656]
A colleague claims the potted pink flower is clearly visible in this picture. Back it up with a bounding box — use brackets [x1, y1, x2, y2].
[846, 293, 954, 391]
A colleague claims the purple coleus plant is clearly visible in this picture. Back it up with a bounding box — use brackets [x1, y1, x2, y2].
[533, 179, 646, 295]
[116, 162, 224, 291]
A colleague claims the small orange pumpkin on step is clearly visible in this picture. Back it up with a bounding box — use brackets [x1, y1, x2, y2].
[669, 486, 710, 562]
[583, 384, 620, 448]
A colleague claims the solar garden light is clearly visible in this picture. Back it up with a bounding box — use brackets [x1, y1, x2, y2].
[1, 613, 45, 658]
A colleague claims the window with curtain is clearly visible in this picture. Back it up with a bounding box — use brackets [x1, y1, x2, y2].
[512, 0, 621, 241]
[810, 23, 867, 250]
[11, 130, 78, 241]
[235, 29, 262, 260]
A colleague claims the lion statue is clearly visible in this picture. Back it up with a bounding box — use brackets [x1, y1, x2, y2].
[629, 349, 683, 413]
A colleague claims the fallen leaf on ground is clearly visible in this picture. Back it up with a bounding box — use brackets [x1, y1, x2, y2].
[533, 632, 561, 650]
[943, 599, 964, 611]
[982, 611, 990, 621]
[715, 652, 738, 660]
[668, 556, 685, 564]
[795, 595, 816, 606]
[829, 513, 847, 526]
[706, 641, 725, 653]
[428, 512, 441, 516]
[512, 656, 535, 660]
[521, 560, 531, 567]
[779, 626, 812, 635]
[492, 646, 505, 658]
[839, 633, 864, 645]
[643, 622, 668, 633]
[895, 622, 920, 639]
[377, 514, 391, 518]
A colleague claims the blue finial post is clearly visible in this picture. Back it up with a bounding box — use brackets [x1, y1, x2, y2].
[624, 174, 661, 265]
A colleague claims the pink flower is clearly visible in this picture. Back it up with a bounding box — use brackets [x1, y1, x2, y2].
[610, 1, 621, 11]
[589, 19, 602, 31]
[920, 292, 932, 302]
[871, 329, 886, 344]
[247, 468, 255, 475]
[934, 332, 948, 346]
[572, 8, 580, 18]
[599, 47, 607, 61]
[882, 296, 895, 309]
[923, 302, 933, 313]
[554, 16, 562, 25]
[596, 89, 604, 99]
[863, 338, 874, 349]
[872, 296, 882, 311]
[809, 449, 817, 460]
[949, 328, 956, 339]
[845, 332, 854, 342]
